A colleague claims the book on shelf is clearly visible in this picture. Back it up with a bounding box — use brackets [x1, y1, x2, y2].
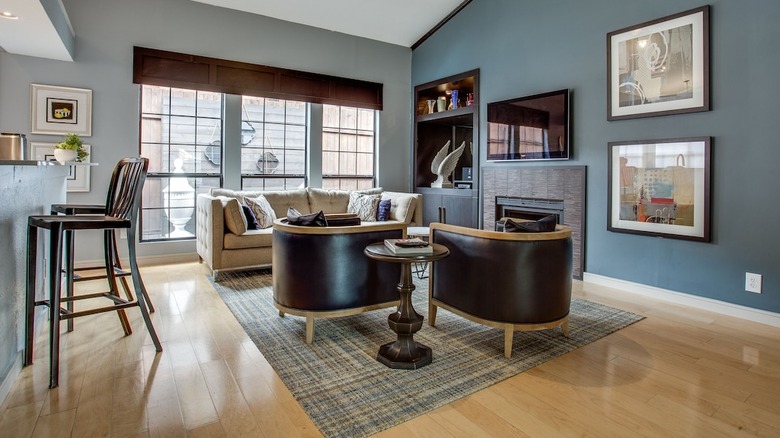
[384, 238, 433, 255]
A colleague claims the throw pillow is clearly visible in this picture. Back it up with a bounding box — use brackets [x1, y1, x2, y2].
[381, 192, 417, 224]
[222, 198, 247, 235]
[376, 199, 392, 221]
[245, 195, 277, 229]
[241, 205, 260, 230]
[503, 215, 557, 233]
[286, 207, 326, 227]
[347, 192, 380, 222]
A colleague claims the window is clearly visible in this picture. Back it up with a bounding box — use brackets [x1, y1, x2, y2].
[240, 97, 307, 190]
[140, 85, 222, 242]
[138, 88, 375, 242]
[322, 105, 376, 190]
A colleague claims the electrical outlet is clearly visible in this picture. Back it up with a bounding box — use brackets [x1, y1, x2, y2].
[745, 272, 762, 293]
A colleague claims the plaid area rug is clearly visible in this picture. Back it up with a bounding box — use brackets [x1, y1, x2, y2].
[211, 270, 643, 438]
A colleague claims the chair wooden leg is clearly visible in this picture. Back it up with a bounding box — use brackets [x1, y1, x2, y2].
[24, 225, 38, 367]
[49, 224, 64, 388]
[305, 317, 314, 344]
[104, 230, 132, 336]
[561, 317, 570, 337]
[429, 303, 438, 327]
[127, 227, 162, 352]
[64, 229, 75, 333]
[504, 326, 513, 359]
[111, 230, 155, 313]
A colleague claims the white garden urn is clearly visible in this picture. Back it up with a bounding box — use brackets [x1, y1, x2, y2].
[163, 158, 195, 238]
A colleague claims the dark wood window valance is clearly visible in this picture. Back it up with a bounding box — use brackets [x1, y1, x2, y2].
[133, 46, 382, 110]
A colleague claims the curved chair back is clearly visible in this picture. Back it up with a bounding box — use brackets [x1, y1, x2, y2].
[105, 157, 149, 222]
[430, 222, 573, 325]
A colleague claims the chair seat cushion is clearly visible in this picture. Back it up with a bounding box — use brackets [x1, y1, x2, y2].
[29, 215, 130, 230]
[224, 228, 273, 249]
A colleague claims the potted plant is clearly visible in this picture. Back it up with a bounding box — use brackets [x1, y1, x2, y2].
[54, 133, 89, 163]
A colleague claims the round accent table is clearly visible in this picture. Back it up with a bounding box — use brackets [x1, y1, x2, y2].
[406, 226, 431, 279]
[364, 242, 449, 369]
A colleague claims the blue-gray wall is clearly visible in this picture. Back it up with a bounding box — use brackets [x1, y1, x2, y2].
[0, 0, 410, 397]
[0, 0, 412, 263]
[413, 0, 779, 312]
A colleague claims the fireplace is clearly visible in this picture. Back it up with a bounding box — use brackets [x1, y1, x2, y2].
[495, 196, 565, 230]
[482, 166, 586, 278]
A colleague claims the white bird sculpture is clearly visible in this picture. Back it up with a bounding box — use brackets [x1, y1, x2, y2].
[430, 140, 466, 188]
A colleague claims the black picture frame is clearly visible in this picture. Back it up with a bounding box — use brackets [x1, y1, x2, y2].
[608, 137, 711, 242]
[607, 6, 710, 121]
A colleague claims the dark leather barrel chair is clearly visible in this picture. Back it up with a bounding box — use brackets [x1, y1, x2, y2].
[428, 222, 573, 358]
[272, 220, 405, 343]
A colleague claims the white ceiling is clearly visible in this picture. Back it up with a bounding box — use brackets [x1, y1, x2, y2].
[0, 0, 463, 62]
[0, 0, 73, 61]
[190, 0, 464, 47]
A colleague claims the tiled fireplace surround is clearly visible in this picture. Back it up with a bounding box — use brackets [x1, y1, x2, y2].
[482, 166, 586, 278]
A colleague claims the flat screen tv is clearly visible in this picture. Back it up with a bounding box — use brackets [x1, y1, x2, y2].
[487, 89, 570, 161]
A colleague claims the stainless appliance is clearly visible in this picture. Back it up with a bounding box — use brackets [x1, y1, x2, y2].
[0, 133, 27, 160]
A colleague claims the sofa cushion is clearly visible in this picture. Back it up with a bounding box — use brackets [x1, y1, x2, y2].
[211, 188, 310, 218]
[211, 188, 258, 204]
[261, 188, 311, 218]
[222, 198, 247, 235]
[307, 188, 350, 213]
[381, 192, 417, 224]
[348, 192, 380, 222]
[224, 227, 274, 249]
[356, 187, 383, 195]
[245, 195, 277, 229]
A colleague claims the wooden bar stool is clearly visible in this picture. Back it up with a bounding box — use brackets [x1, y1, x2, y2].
[51, 203, 156, 332]
[24, 157, 163, 388]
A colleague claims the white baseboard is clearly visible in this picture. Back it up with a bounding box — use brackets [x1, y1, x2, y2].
[583, 272, 780, 328]
[0, 360, 22, 409]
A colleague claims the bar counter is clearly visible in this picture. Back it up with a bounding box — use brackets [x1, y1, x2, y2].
[0, 162, 70, 398]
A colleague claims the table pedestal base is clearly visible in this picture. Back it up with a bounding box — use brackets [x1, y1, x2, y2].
[377, 339, 432, 370]
[364, 242, 449, 371]
[376, 266, 433, 369]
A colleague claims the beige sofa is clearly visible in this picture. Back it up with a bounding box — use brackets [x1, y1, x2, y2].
[196, 187, 422, 279]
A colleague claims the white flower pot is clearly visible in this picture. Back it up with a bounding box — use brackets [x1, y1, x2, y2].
[54, 149, 77, 163]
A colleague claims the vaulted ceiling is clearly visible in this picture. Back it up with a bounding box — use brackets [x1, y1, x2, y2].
[0, 0, 465, 61]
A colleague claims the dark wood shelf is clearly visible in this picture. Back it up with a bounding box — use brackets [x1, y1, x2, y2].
[415, 106, 475, 124]
[413, 69, 480, 228]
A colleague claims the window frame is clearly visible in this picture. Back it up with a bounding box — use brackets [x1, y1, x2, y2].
[321, 104, 377, 190]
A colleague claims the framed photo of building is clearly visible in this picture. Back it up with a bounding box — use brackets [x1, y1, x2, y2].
[31, 142, 92, 192]
[608, 137, 711, 242]
[607, 6, 710, 120]
[30, 84, 93, 136]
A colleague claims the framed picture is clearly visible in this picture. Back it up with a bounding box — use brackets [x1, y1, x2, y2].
[608, 137, 711, 242]
[31, 142, 92, 193]
[30, 84, 93, 136]
[607, 6, 710, 120]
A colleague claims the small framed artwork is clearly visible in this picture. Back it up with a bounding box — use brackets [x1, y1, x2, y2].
[608, 137, 711, 242]
[31, 142, 92, 193]
[607, 6, 710, 120]
[30, 84, 93, 136]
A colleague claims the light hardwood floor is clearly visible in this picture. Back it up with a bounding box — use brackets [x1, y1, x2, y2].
[2, 261, 779, 437]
